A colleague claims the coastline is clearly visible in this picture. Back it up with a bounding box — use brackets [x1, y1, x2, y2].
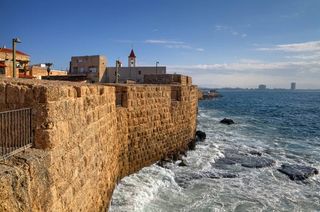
[0, 76, 199, 211]
[110, 90, 320, 211]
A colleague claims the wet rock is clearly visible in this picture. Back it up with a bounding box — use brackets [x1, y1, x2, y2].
[175, 171, 238, 187]
[219, 173, 238, 178]
[220, 118, 235, 125]
[214, 152, 275, 169]
[178, 160, 187, 167]
[200, 171, 239, 179]
[180, 151, 187, 157]
[177, 154, 183, 161]
[263, 149, 272, 155]
[195, 130, 206, 141]
[278, 164, 319, 181]
[156, 160, 165, 167]
[248, 150, 262, 156]
[172, 153, 179, 161]
[188, 140, 196, 150]
[215, 157, 238, 166]
[240, 156, 275, 168]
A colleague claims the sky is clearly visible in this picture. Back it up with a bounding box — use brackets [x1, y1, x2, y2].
[1, 0, 320, 89]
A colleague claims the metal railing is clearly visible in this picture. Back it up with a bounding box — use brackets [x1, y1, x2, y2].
[0, 108, 33, 160]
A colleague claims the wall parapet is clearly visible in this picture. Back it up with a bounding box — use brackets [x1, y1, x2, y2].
[0, 77, 198, 211]
[144, 74, 192, 85]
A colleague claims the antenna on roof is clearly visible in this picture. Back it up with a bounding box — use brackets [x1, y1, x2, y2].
[1, 45, 5, 49]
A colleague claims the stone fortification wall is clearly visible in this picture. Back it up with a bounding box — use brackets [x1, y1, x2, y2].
[144, 74, 192, 85]
[30, 66, 68, 78]
[111, 84, 198, 176]
[0, 77, 198, 211]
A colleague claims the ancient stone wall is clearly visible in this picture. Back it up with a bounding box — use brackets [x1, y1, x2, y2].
[30, 66, 68, 78]
[144, 74, 192, 85]
[0, 77, 198, 211]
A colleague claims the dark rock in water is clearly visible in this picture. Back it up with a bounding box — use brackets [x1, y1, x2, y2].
[163, 157, 172, 163]
[215, 157, 238, 166]
[156, 160, 165, 167]
[178, 160, 187, 167]
[177, 154, 183, 161]
[278, 164, 319, 181]
[214, 152, 275, 169]
[180, 151, 187, 157]
[240, 156, 275, 168]
[220, 118, 235, 125]
[175, 170, 239, 187]
[263, 149, 272, 155]
[199, 171, 239, 179]
[248, 150, 262, 156]
[172, 153, 179, 161]
[188, 140, 196, 150]
[220, 173, 238, 178]
[195, 130, 206, 141]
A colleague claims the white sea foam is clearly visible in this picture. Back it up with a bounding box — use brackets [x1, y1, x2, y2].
[110, 165, 178, 212]
[110, 102, 320, 211]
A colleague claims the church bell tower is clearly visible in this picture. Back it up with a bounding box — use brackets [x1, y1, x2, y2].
[128, 49, 136, 67]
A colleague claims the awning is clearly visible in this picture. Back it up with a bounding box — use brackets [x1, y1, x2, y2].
[0, 62, 6, 68]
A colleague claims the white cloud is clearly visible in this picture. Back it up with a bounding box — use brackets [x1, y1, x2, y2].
[144, 39, 184, 45]
[257, 40, 320, 52]
[165, 44, 192, 49]
[284, 52, 320, 60]
[170, 60, 320, 73]
[167, 59, 320, 89]
[196, 48, 205, 52]
[215, 25, 229, 31]
[241, 33, 247, 38]
[215, 25, 248, 38]
[145, 39, 204, 52]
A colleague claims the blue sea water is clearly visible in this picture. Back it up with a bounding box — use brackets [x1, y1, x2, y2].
[110, 90, 320, 212]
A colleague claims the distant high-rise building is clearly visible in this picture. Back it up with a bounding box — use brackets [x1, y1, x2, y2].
[258, 84, 267, 90]
[291, 82, 296, 90]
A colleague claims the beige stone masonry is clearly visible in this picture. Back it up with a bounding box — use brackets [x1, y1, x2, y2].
[0, 77, 198, 211]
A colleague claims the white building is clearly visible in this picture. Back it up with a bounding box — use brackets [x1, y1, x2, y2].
[101, 49, 166, 83]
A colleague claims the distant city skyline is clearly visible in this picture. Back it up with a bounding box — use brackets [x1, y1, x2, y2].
[1, 0, 320, 89]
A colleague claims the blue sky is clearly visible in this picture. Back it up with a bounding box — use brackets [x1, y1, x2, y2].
[2, 0, 320, 88]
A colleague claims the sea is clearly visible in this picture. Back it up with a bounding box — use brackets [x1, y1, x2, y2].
[109, 90, 320, 212]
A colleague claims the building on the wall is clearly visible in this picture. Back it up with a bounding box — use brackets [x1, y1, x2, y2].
[290, 82, 296, 90]
[0, 47, 30, 78]
[28, 64, 67, 79]
[101, 49, 166, 83]
[69, 55, 107, 83]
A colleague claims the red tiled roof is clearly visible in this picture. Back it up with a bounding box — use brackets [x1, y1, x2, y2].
[129, 49, 136, 58]
[0, 48, 29, 56]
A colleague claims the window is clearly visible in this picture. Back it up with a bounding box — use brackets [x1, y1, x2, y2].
[138, 70, 141, 75]
[0, 68, 5, 75]
[73, 67, 78, 72]
[88, 66, 97, 73]
[80, 67, 85, 73]
[78, 59, 83, 63]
